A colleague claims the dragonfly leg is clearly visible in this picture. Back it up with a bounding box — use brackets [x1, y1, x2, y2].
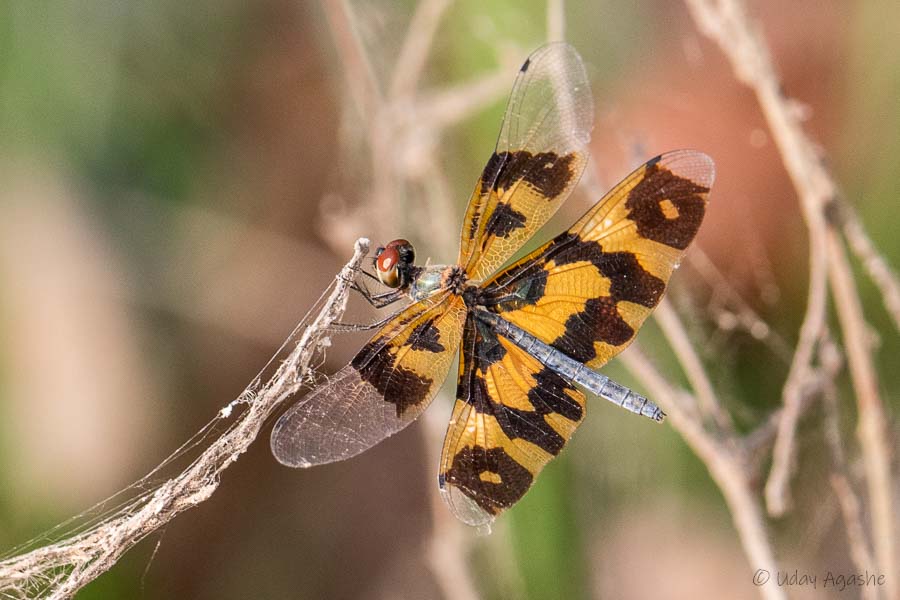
[350, 280, 406, 309]
[355, 268, 381, 283]
[328, 274, 407, 331]
[328, 313, 396, 332]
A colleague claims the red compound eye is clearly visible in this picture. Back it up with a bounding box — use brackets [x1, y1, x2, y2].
[376, 247, 400, 273]
[375, 238, 415, 289]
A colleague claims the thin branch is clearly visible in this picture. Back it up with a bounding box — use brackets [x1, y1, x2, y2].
[827, 230, 896, 598]
[764, 173, 829, 514]
[830, 474, 880, 600]
[416, 66, 518, 133]
[546, 0, 565, 42]
[390, 0, 453, 99]
[823, 356, 878, 600]
[0, 240, 371, 599]
[746, 333, 841, 484]
[684, 0, 896, 593]
[765, 270, 827, 516]
[687, 247, 792, 362]
[841, 202, 900, 333]
[321, 0, 383, 122]
[619, 347, 786, 600]
[654, 299, 733, 431]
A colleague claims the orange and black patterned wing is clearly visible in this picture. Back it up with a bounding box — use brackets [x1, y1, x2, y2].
[271, 292, 466, 467]
[458, 42, 594, 283]
[438, 314, 586, 526]
[477, 150, 714, 370]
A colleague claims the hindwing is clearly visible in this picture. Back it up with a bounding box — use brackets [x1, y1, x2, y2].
[438, 314, 586, 526]
[271, 293, 466, 467]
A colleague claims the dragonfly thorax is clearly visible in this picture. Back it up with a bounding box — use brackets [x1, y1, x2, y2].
[409, 264, 466, 301]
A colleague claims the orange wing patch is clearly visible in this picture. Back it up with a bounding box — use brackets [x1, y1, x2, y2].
[478, 150, 714, 369]
[462, 149, 589, 282]
[439, 316, 586, 525]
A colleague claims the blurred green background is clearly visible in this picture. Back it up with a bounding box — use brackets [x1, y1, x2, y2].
[1, 1, 898, 598]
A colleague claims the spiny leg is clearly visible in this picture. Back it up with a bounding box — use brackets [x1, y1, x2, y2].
[328, 276, 407, 331]
[350, 281, 406, 309]
[329, 254, 409, 331]
[326, 313, 398, 332]
[338, 264, 407, 309]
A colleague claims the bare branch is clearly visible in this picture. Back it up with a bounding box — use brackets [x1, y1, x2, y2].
[416, 67, 516, 133]
[830, 474, 880, 600]
[687, 247, 792, 362]
[0, 240, 371, 599]
[827, 230, 896, 598]
[654, 299, 732, 431]
[746, 332, 841, 481]
[841, 202, 900, 333]
[546, 0, 565, 42]
[765, 285, 827, 515]
[390, 0, 453, 99]
[619, 347, 786, 600]
[824, 364, 878, 600]
[684, 0, 897, 592]
[322, 0, 383, 122]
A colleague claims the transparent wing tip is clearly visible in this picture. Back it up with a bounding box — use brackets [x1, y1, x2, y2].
[270, 412, 316, 468]
[660, 149, 716, 189]
[438, 476, 496, 530]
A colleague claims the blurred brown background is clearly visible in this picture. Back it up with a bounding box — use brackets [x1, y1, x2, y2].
[1, 1, 897, 598]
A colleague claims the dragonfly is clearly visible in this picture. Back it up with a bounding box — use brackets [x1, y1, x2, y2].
[271, 42, 714, 527]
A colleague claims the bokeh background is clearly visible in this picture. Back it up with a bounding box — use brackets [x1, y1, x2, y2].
[1, 1, 898, 598]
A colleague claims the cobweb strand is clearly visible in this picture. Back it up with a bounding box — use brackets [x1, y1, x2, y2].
[0, 239, 371, 600]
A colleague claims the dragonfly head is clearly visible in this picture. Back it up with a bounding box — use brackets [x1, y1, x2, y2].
[374, 239, 416, 289]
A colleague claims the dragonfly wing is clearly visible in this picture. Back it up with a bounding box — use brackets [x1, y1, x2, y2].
[478, 150, 714, 369]
[458, 42, 594, 282]
[438, 314, 586, 526]
[271, 293, 466, 467]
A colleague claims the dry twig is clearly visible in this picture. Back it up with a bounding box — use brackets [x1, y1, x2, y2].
[687, 247, 792, 361]
[0, 239, 371, 599]
[823, 373, 877, 600]
[821, 334, 878, 600]
[619, 348, 786, 600]
[654, 299, 733, 431]
[684, 0, 897, 595]
[841, 204, 900, 332]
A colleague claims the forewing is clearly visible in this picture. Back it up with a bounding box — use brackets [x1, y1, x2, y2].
[438, 315, 586, 526]
[479, 150, 714, 369]
[458, 42, 594, 283]
[271, 293, 466, 467]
